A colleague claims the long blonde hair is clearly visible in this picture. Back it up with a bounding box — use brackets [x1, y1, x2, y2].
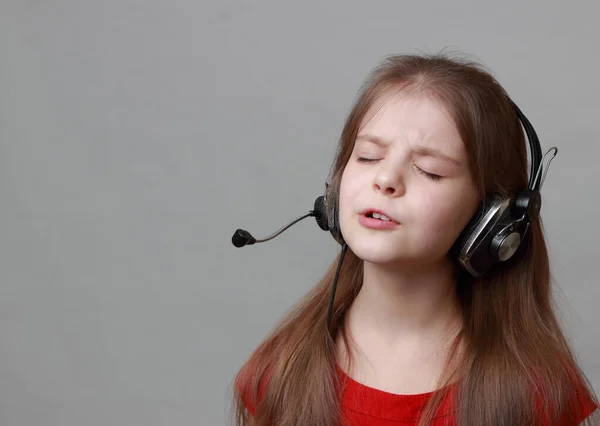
[231, 53, 598, 426]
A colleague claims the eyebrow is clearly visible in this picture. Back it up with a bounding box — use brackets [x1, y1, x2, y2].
[413, 144, 462, 167]
[356, 133, 462, 167]
[356, 134, 390, 147]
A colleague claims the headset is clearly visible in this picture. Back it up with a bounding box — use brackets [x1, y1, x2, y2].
[232, 100, 558, 327]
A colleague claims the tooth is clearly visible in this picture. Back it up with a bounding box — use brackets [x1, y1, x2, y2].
[372, 212, 390, 221]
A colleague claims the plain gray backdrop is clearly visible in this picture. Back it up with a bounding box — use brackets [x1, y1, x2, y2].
[1, 1, 598, 425]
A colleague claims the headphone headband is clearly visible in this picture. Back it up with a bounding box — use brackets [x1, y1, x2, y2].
[510, 100, 543, 191]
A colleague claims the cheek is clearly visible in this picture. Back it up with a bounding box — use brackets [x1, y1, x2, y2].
[339, 166, 359, 201]
[338, 167, 366, 226]
[338, 172, 353, 221]
[416, 193, 476, 239]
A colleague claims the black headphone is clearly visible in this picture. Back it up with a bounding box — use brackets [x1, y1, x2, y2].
[232, 100, 557, 325]
[312, 100, 556, 277]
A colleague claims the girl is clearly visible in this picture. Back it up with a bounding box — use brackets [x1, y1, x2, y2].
[231, 53, 598, 425]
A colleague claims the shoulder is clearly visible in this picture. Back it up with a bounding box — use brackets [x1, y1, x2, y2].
[235, 364, 272, 417]
[563, 371, 598, 425]
[536, 376, 598, 426]
[565, 384, 598, 425]
[577, 407, 599, 426]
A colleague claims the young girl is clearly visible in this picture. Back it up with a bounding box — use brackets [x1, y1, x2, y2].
[231, 53, 599, 425]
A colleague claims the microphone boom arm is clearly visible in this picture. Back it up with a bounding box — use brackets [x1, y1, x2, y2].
[232, 211, 316, 247]
[253, 212, 314, 243]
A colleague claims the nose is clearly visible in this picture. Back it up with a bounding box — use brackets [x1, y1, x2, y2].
[373, 162, 405, 197]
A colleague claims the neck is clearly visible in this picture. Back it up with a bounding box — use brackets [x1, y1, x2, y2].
[347, 257, 462, 342]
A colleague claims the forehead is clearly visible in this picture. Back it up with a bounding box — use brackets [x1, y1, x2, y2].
[357, 91, 467, 160]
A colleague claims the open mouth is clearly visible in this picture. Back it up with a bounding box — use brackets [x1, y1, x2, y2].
[359, 209, 399, 229]
[365, 211, 392, 221]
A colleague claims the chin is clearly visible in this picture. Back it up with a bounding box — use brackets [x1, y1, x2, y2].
[344, 235, 410, 265]
[343, 231, 451, 270]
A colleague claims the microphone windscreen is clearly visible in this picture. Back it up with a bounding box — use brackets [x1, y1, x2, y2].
[232, 229, 254, 247]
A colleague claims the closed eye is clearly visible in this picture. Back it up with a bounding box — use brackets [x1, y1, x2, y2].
[415, 165, 442, 181]
[357, 157, 380, 163]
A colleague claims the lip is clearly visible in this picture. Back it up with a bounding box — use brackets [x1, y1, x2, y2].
[358, 208, 400, 229]
[360, 208, 398, 222]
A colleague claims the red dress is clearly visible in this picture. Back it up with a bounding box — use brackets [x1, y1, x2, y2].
[336, 365, 598, 426]
[240, 365, 598, 425]
[337, 364, 458, 425]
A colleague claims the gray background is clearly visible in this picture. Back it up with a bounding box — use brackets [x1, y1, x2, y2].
[1, 1, 598, 425]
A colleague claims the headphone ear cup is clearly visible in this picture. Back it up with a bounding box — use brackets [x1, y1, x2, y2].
[453, 197, 515, 277]
[490, 224, 522, 261]
[327, 189, 344, 244]
[314, 189, 344, 245]
[450, 197, 491, 260]
[313, 196, 329, 231]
